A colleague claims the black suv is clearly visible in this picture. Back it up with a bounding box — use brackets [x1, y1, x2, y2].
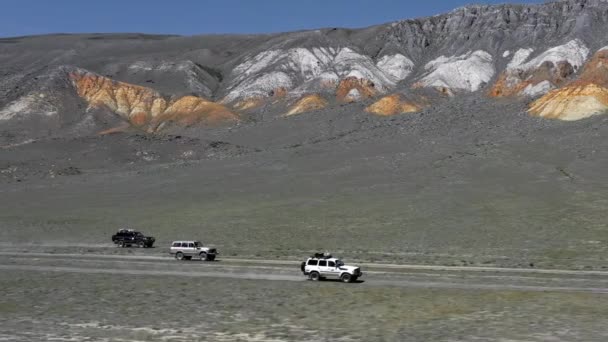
[111, 229, 155, 248]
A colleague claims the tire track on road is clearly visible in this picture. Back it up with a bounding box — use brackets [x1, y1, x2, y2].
[1, 264, 607, 294]
[2, 251, 608, 276]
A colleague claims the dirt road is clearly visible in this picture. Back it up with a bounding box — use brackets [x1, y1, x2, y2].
[2, 251, 607, 294]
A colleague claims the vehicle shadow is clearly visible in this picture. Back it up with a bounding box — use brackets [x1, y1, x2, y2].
[314, 279, 365, 285]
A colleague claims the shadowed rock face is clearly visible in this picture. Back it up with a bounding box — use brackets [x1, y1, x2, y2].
[2, 0, 608, 137]
[69, 70, 238, 133]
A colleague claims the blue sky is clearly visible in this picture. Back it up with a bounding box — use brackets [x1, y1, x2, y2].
[1, 0, 545, 38]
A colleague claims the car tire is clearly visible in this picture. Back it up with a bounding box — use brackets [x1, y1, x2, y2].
[309, 272, 320, 281]
[138, 241, 145, 248]
[175, 252, 184, 260]
[199, 252, 207, 261]
[118, 241, 125, 248]
[341, 273, 352, 283]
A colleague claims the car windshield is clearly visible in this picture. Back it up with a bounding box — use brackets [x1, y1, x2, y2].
[336, 260, 344, 267]
[194, 241, 202, 247]
[135, 232, 143, 237]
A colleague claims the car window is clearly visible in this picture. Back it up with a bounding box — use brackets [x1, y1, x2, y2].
[172, 242, 179, 247]
[319, 260, 327, 267]
[194, 241, 202, 247]
[328, 261, 335, 267]
[188, 243, 194, 248]
[307, 259, 318, 266]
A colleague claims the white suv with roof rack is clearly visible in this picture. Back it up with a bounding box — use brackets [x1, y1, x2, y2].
[170, 241, 218, 261]
[300, 253, 362, 283]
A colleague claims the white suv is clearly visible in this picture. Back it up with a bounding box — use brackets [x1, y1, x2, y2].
[300, 253, 362, 283]
[170, 241, 218, 261]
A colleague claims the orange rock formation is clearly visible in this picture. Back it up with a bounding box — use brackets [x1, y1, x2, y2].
[285, 94, 328, 116]
[365, 94, 424, 116]
[69, 71, 238, 132]
[336, 77, 377, 102]
[490, 61, 574, 97]
[233, 98, 264, 111]
[529, 50, 608, 120]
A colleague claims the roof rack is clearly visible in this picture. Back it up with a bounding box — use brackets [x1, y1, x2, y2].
[312, 252, 332, 259]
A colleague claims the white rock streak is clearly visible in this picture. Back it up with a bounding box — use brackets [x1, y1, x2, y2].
[503, 40, 590, 97]
[522, 80, 553, 97]
[225, 72, 293, 102]
[511, 40, 590, 72]
[507, 48, 534, 70]
[420, 50, 495, 92]
[0, 93, 57, 121]
[376, 54, 415, 81]
[225, 47, 414, 102]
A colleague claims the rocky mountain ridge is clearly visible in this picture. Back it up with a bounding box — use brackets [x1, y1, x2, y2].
[2, 0, 608, 141]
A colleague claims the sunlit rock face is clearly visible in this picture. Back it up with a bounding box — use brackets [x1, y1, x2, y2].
[414, 51, 495, 92]
[6, 0, 608, 140]
[223, 47, 414, 105]
[336, 77, 377, 103]
[529, 48, 608, 121]
[69, 70, 238, 132]
[365, 94, 425, 116]
[490, 40, 590, 98]
[285, 94, 329, 116]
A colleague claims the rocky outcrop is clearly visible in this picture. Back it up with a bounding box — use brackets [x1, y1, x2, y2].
[69, 70, 238, 132]
[6, 0, 608, 136]
[223, 47, 409, 106]
[285, 94, 328, 116]
[490, 40, 590, 97]
[414, 51, 495, 92]
[230, 86, 288, 111]
[365, 94, 424, 116]
[232, 98, 264, 111]
[529, 84, 608, 120]
[336, 77, 377, 103]
[379, 1, 608, 59]
[529, 48, 608, 120]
